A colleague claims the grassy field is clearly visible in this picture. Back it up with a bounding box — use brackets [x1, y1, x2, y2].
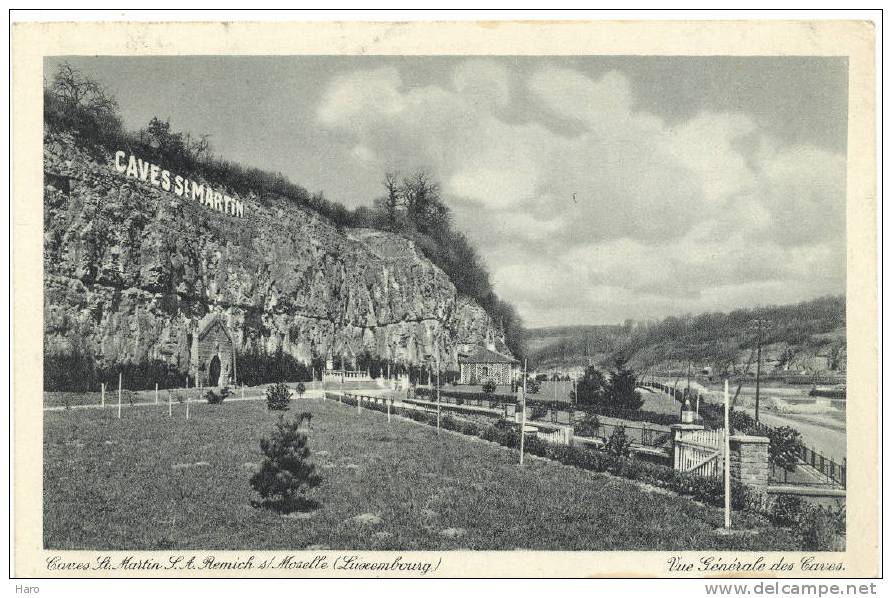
[44, 396, 798, 551]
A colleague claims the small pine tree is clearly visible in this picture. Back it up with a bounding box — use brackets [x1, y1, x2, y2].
[605, 426, 632, 457]
[250, 413, 322, 512]
[266, 381, 291, 410]
[295, 382, 306, 398]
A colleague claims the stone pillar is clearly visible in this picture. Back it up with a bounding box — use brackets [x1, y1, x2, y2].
[730, 434, 770, 497]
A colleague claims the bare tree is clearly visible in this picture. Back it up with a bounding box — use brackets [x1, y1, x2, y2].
[50, 61, 118, 115]
[378, 171, 403, 230]
[401, 170, 448, 232]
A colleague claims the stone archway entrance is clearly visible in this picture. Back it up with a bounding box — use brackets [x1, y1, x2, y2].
[208, 355, 221, 387]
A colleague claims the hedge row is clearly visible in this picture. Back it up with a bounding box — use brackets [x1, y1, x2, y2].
[413, 387, 679, 426]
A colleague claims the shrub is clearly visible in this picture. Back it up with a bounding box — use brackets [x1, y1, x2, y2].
[295, 382, 306, 398]
[575, 414, 600, 438]
[768, 495, 843, 551]
[605, 426, 632, 457]
[528, 404, 548, 420]
[205, 387, 230, 404]
[265, 382, 292, 411]
[770, 495, 807, 528]
[480, 419, 518, 448]
[482, 379, 497, 396]
[250, 413, 321, 513]
[802, 508, 840, 551]
[767, 426, 802, 471]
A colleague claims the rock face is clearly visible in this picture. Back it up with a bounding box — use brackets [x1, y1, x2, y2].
[43, 133, 509, 377]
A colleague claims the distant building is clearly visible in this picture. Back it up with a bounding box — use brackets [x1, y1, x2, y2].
[458, 346, 518, 385]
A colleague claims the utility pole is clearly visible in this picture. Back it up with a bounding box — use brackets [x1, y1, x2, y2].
[519, 359, 527, 466]
[750, 318, 769, 423]
[724, 379, 731, 529]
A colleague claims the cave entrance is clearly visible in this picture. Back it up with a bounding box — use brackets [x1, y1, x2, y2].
[208, 355, 221, 387]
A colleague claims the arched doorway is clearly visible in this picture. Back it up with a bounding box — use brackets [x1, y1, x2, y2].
[208, 355, 221, 387]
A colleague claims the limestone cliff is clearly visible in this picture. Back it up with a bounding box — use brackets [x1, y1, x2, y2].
[43, 132, 509, 378]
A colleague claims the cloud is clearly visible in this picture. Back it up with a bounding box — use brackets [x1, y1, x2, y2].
[316, 61, 847, 326]
[452, 59, 511, 109]
[317, 67, 405, 128]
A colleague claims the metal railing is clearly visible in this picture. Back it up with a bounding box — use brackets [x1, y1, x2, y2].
[579, 421, 671, 449]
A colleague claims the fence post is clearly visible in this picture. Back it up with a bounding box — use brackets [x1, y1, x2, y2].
[387, 400, 391, 423]
[101, 383, 105, 407]
[155, 382, 159, 405]
[186, 378, 192, 420]
[117, 373, 123, 418]
[168, 390, 172, 417]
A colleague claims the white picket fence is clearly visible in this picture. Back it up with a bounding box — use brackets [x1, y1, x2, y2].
[536, 426, 573, 446]
[674, 428, 724, 478]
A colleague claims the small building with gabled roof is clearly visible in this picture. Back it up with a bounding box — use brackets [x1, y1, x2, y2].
[191, 315, 234, 387]
[458, 346, 518, 386]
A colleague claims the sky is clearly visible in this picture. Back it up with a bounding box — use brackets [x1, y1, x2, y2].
[46, 56, 849, 328]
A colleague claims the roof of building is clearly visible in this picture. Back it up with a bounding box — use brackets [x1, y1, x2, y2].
[457, 346, 518, 364]
[197, 315, 232, 342]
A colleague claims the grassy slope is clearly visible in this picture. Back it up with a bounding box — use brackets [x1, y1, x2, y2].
[44, 397, 797, 551]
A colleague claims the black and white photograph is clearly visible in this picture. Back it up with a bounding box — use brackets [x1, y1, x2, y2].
[11, 16, 880, 580]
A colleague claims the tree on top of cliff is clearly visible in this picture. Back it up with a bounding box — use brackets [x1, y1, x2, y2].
[51, 62, 119, 117]
[362, 169, 525, 358]
[44, 62, 124, 147]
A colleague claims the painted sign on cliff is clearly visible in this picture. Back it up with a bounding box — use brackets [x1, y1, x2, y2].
[114, 150, 246, 217]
